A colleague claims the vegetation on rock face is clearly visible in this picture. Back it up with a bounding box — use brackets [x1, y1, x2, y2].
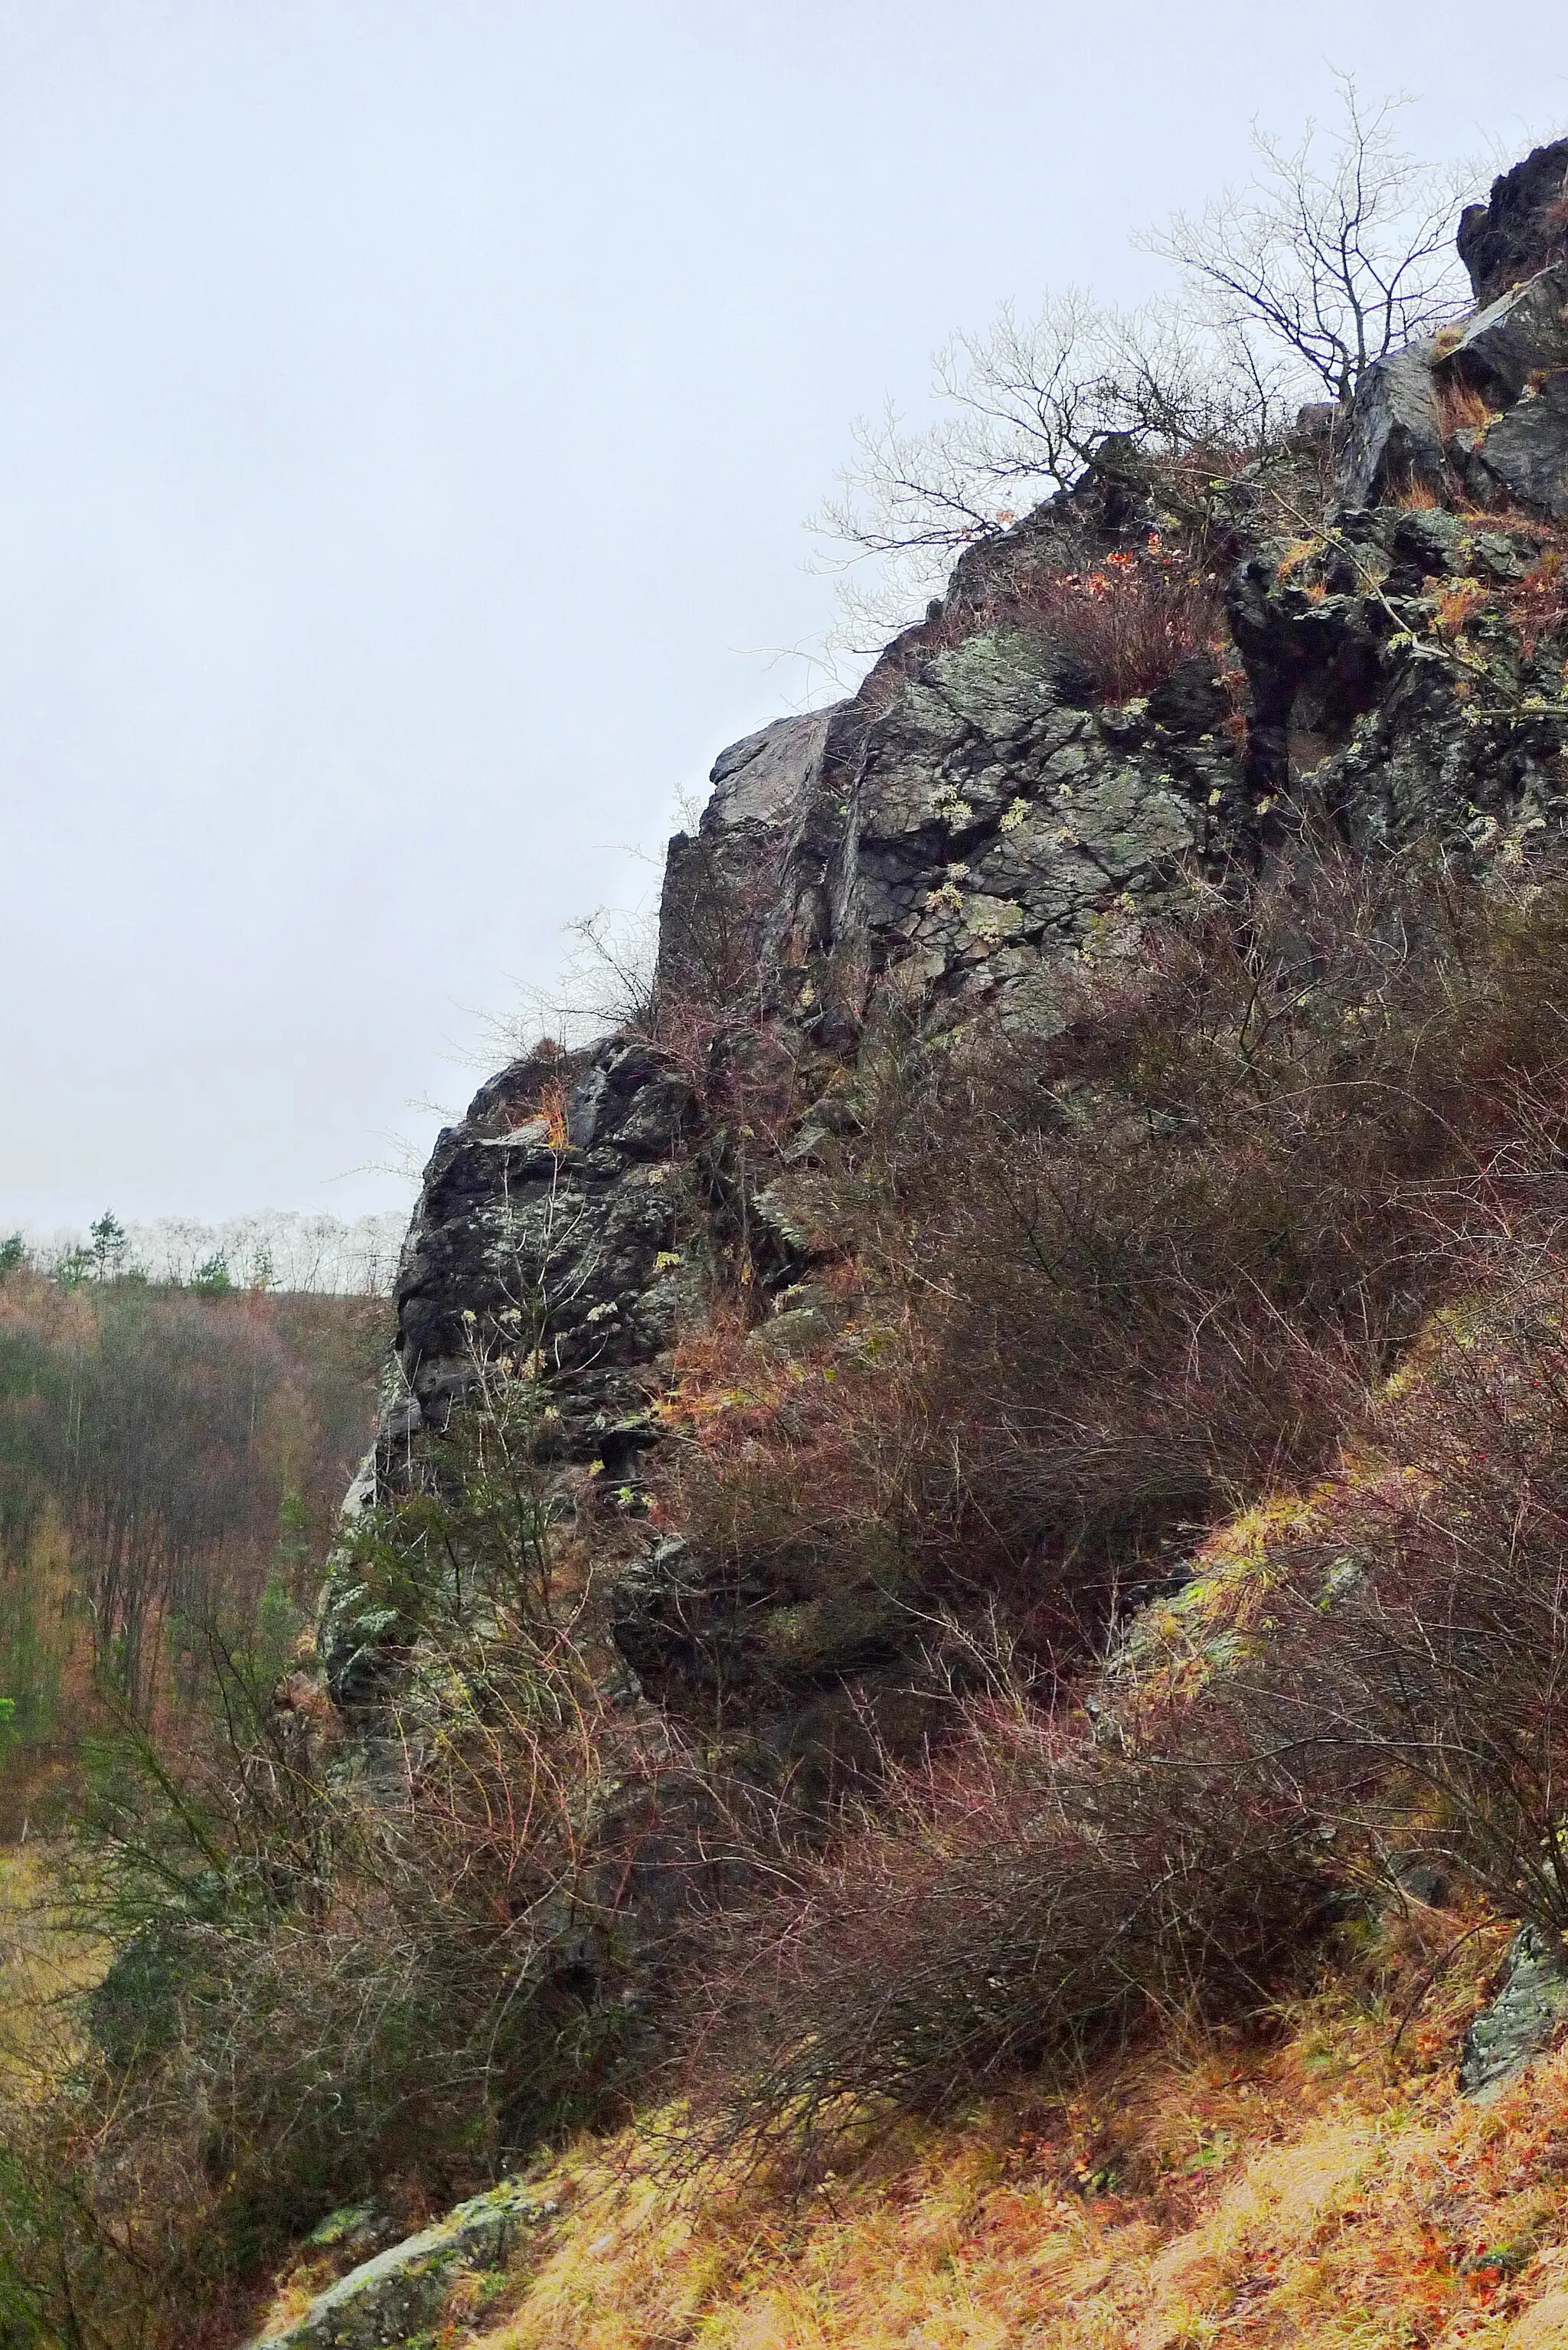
[23, 840, 1568, 2347]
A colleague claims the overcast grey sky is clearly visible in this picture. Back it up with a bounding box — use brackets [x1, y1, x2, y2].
[2, 0, 1563, 1231]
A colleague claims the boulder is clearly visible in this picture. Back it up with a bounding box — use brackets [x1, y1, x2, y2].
[243, 2178, 555, 2350]
[1465, 371, 1568, 518]
[1459, 139, 1568, 306]
[1458, 1926, 1568, 2103]
[1335, 342, 1449, 508]
[1443, 266, 1568, 406]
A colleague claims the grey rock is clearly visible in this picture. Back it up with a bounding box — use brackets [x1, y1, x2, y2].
[1388, 506, 1476, 578]
[809, 626, 1230, 1034]
[1459, 139, 1568, 306]
[300, 2205, 400, 2263]
[1444, 266, 1568, 407]
[1224, 506, 1568, 840]
[1390, 1861, 1452, 1910]
[243, 2178, 554, 2349]
[1467, 371, 1568, 518]
[1292, 400, 1342, 446]
[1472, 528, 1537, 581]
[658, 708, 842, 1003]
[1227, 532, 1389, 786]
[1335, 342, 1450, 508]
[746, 1304, 834, 1358]
[1459, 1926, 1568, 2103]
[317, 1034, 706, 1701]
[392, 1036, 697, 1443]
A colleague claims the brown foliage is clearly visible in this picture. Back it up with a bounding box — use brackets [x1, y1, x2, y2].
[678, 1224, 1568, 2170]
[905, 535, 1226, 702]
[679, 1678, 1326, 2166]
[1227, 1250, 1568, 1931]
[1002, 541, 1224, 699]
[1506, 546, 1568, 657]
[662, 848, 1568, 1666]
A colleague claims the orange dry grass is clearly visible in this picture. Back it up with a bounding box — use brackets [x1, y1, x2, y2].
[1508, 550, 1568, 658]
[1436, 378, 1497, 439]
[1436, 578, 1490, 638]
[537, 1080, 572, 1150]
[439, 1917, 1568, 2350]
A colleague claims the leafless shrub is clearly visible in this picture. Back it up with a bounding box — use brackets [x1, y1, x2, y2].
[678, 1677, 1325, 2172]
[1223, 1253, 1568, 1934]
[897, 532, 1227, 701]
[660, 845, 1568, 1672]
[1004, 542, 1224, 700]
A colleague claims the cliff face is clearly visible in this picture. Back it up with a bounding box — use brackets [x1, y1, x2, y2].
[227, 139, 1568, 2350]
[320, 139, 1568, 1736]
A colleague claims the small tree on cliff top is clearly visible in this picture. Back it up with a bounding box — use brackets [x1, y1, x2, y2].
[1142, 75, 1475, 406]
[815, 79, 1479, 642]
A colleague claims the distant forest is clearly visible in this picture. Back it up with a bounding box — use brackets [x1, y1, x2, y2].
[0, 1251, 390, 1832]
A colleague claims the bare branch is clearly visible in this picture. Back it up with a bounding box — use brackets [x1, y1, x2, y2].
[1142, 75, 1477, 404]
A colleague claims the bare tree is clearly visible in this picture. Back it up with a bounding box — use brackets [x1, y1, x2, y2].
[816, 293, 1272, 556]
[812, 291, 1282, 645]
[1142, 76, 1475, 405]
[810, 82, 1484, 653]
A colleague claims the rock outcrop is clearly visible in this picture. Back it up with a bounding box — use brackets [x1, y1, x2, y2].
[287, 144, 1568, 2342]
[317, 139, 1568, 1737]
[1459, 1927, 1568, 2104]
[243, 2179, 556, 2350]
[1459, 139, 1568, 308]
[1336, 139, 1568, 515]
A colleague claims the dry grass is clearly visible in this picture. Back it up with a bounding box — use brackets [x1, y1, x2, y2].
[1507, 548, 1568, 658]
[380, 1906, 1568, 2350]
[1004, 545, 1224, 703]
[1436, 376, 1498, 439]
[886, 537, 1227, 707]
[0, 1843, 105, 2101]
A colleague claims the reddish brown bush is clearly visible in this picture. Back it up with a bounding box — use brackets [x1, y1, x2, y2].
[867, 532, 1227, 707]
[678, 1230, 1568, 2168]
[659, 848, 1568, 1680]
[1004, 541, 1223, 699]
[1504, 544, 1568, 657]
[1226, 1250, 1568, 1933]
[679, 1679, 1325, 2165]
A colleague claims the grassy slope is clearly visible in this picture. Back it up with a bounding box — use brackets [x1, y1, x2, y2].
[0, 1846, 104, 2105]
[248, 1415, 1568, 2349]
[248, 1907, 1568, 2350]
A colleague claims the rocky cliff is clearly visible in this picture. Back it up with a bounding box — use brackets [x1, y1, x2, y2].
[318, 137, 1568, 1740]
[232, 134, 1568, 2350]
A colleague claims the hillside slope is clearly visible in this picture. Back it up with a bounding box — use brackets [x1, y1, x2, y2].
[18, 136, 1568, 2350]
[215, 134, 1568, 2350]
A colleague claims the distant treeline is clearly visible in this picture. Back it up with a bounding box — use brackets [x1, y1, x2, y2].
[2, 1205, 409, 1296]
